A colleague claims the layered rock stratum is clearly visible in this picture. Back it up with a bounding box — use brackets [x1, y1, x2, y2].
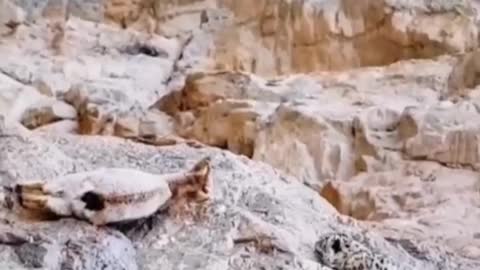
[1, 0, 480, 269]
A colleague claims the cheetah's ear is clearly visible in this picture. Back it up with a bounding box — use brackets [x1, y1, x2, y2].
[80, 191, 106, 211]
[332, 238, 342, 253]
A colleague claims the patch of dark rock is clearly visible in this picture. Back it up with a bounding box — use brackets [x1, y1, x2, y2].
[384, 237, 429, 262]
[0, 231, 30, 245]
[109, 209, 168, 241]
[67, 0, 104, 22]
[216, 157, 235, 170]
[60, 232, 138, 270]
[14, 242, 48, 268]
[122, 42, 169, 58]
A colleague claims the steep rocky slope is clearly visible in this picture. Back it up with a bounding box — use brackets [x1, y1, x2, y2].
[1, 0, 480, 269]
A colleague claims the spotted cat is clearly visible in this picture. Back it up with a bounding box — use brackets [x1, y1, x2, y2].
[314, 232, 400, 270]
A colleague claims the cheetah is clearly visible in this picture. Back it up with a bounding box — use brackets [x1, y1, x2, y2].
[314, 232, 400, 270]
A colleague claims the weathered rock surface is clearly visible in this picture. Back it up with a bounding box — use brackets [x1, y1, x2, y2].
[2, 0, 480, 269]
[0, 218, 138, 270]
[1, 2, 182, 96]
[151, 0, 479, 75]
[1, 120, 479, 270]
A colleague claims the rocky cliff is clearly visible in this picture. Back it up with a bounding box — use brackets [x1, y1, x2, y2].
[1, 0, 480, 269]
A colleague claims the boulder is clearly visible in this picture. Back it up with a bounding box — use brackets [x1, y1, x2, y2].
[2, 0, 480, 269]
[1, 118, 479, 270]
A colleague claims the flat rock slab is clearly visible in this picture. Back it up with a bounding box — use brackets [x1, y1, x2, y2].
[1, 121, 479, 270]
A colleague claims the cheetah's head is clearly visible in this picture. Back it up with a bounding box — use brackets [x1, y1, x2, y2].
[314, 232, 356, 268]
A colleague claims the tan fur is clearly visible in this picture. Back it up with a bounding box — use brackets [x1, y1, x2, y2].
[167, 157, 212, 219]
[6, 183, 59, 222]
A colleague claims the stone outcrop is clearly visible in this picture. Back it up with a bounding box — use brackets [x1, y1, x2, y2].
[2, 119, 479, 269]
[2, 0, 480, 269]
[14, 0, 474, 75]
[150, 0, 479, 75]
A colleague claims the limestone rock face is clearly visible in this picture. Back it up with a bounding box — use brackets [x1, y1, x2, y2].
[1, 120, 479, 270]
[20, 100, 77, 129]
[0, 13, 182, 138]
[2, 0, 480, 269]
[401, 102, 480, 168]
[11, 0, 472, 75]
[325, 161, 480, 261]
[0, 218, 138, 270]
[165, 59, 455, 184]
[147, 0, 479, 75]
[0, 0, 25, 35]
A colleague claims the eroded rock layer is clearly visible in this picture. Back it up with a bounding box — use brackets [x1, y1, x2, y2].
[2, 0, 480, 269]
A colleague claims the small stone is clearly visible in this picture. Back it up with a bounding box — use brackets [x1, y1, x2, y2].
[41, 0, 68, 20]
[20, 101, 77, 129]
[14, 242, 48, 268]
[114, 116, 139, 138]
[123, 42, 169, 58]
[34, 119, 78, 134]
[0, 0, 25, 35]
[33, 79, 54, 97]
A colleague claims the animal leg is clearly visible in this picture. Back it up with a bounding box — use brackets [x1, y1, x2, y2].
[17, 192, 48, 210]
[164, 157, 213, 221]
[14, 182, 44, 194]
[13, 182, 47, 210]
[168, 196, 190, 220]
[13, 182, 72, 217]
[165, 156, 212, 202]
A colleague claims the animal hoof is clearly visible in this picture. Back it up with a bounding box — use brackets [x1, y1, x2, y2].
[15, 182, 44, 194]
[17, 192, 48, 210]
[13, 182, 48, 210]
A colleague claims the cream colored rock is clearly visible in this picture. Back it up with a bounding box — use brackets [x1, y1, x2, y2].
[157, 57, 452, 116]
[104, 0, 149, 30]
[32, 78, 54, 97]
[401, 102, 480, 168]
[59, 86, 201, 148]
[0, 0, 25, 36]
[20, 100, 77, 129]
[2, 0, 480, 268]
[180, 99, 276, 157]
[0, 16, 183, 118]
[139, 0, 478, 75]
[0, 79, 76, 129]
[34, 119, 78, 134]
[40, 0, 68, 19]
[355, 107, 404, 151]
[158, 59, 455, 186]
[153, 69, 342, 121]
[254, 102, 356, 187]
[325, 161, 480, 261]
[446, 49, 480, 100]
[112, 111, 174, 139]
[6, 114, 477, 270]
